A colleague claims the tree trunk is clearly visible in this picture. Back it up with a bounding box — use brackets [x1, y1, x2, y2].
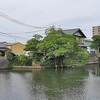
[60, 56, 64, 68]
[60, 59, 63, 68]
[55, 58, 58, 68]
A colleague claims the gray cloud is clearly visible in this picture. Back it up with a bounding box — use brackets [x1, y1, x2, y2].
[0, 0, 100, 43]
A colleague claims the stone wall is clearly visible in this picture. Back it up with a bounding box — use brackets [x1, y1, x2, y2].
[0, 58, 98, 70]
[0, 60, 9, 69]
[89, 57, 99, 63]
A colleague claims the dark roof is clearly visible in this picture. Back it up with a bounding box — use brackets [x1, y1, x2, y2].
[0, 45, 7, 52]
[0, 49, 6, 51]
[0, 42, 7, 50]
[63, 28, 86, 38]
[0, 44, 7, 48]
[0, 42, 7, 45]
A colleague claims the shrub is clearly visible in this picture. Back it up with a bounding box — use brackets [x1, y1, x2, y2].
[39, 58, 55, 67]
[7, 53, 13, 59]
[10, 55, 32, 66]
[0, 52, 2, 56]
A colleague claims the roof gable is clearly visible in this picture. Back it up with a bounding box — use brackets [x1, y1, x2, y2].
[63, 28, 86, 38]
[74, 32, 83, 37]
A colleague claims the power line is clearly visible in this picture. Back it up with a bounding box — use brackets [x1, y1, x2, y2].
[0, 31, 31, 40]
[54, 23, 81, 27]
[7, 29, 45, 34]
[0, 12, 48, 29]
[0, 25, 7, 30]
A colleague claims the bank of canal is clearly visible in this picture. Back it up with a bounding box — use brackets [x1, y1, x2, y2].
[0, 57, 99, 69]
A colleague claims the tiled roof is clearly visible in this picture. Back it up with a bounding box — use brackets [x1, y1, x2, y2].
[63, 28, 86, 38]
[0, 44, 7, 48]
[63, 28, 80, 35]
[0, 42, 7, 45]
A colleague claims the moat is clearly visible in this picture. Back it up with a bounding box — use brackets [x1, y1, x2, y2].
[0, 64, 100, 100]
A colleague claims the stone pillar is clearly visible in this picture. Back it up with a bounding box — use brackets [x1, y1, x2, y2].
[5, 51, 10, 59]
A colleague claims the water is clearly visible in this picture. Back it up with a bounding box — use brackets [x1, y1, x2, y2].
[0, 64, 100, 100]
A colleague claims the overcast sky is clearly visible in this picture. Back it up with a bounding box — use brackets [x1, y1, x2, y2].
[0, 0, 100, 44]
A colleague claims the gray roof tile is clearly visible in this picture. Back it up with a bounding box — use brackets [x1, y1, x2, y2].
[63, 28, 86, 38]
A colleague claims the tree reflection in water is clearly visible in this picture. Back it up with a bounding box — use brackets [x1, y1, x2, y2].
[0, 64, 100, 100]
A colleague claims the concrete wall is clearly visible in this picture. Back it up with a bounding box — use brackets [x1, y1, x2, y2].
[0, 60, 9, 69]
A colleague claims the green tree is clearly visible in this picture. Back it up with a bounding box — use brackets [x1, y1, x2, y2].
[90, 35, 100, 63]
[18, 54, 28, 66]
[10, 55, 32, 66]
[24, 34, 43, 63]
[37, 28, 89, 68]
[7, 52, 13, 59]
[24, 34, 43, 51]
[0, 52, 2, 56]
[90, 35, 100, 51]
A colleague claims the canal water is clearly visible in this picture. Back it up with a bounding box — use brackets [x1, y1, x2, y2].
[0, 64, 100, 100]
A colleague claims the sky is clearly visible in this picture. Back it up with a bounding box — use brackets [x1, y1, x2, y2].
[0, 0, 100, 44]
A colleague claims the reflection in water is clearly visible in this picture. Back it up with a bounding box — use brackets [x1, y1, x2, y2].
[0, 64, 100, 100]
[31, 68, 88, 100]
[95, 66, 100, 75]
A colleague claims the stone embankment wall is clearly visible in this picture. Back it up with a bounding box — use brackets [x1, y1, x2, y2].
[89, 57, 98, 63]
[0, 60, 9, 69]
[0, 58, 98, 70]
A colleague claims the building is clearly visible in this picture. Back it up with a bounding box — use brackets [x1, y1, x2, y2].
[63, 28, 87, 50]
[0, 44, 10, 57]
[92, 26, 100, 36]
[5, 42, 26, 56]
[0, 42, 11, 59]
[0, 42, 26, 57]
[63, 28, 86, 39]
[83, 38, 95, 57]
[63, 28, 95, 57]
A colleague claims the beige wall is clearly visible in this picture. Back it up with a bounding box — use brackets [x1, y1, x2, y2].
[7, 43, 25, 56]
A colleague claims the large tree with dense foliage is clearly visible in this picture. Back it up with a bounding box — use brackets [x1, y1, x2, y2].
[37, 28, 89, 68]
[90, 35, 100, 63]
[90, 35, 100, 51]
[24, 34, 43, 62]
[24, 34, 43, 51]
